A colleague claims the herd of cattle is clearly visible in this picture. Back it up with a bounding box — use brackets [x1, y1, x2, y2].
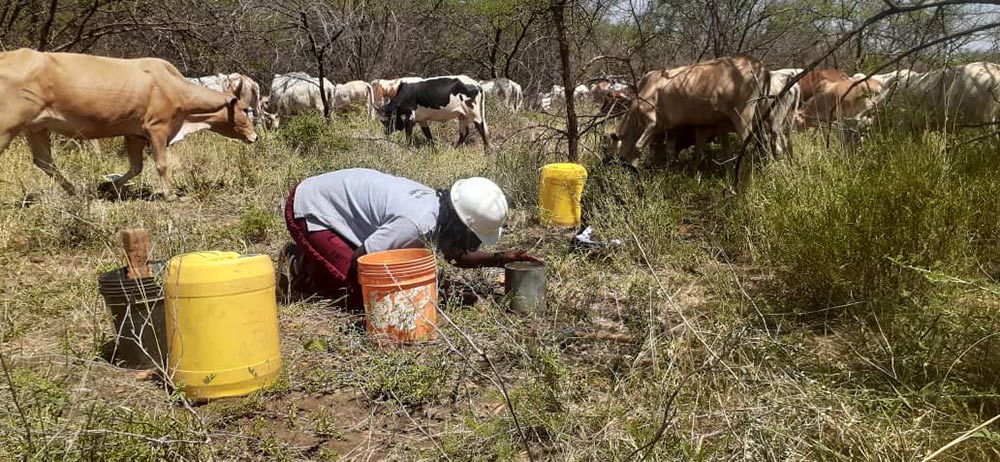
[607, 56, 1000, 165]
[1, 47, 998, 200]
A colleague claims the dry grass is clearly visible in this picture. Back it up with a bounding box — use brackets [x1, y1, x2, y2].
[0, 106, 998, 461]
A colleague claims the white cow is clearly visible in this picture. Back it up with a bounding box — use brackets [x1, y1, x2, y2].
[480, 78, 524, 112]
[332, 80, 376, 117]
[757, 68, 804, 157]
[538, 84, 590, 111]
[875, 63, 1000, 129]
[269, 72, 336, 128]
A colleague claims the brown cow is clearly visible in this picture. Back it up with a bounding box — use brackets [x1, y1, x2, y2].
[371, 77, 424, 107]
[598, 90, 632, 117]
[797, 78, 884, 127]
[0, 49, 257, 200]
[608, 56, 769, 164]
[798, 68, 849, 102]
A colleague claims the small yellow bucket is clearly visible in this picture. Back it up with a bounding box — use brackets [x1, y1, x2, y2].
[539, 163, 588, 227]
[164, 251, 282, 400]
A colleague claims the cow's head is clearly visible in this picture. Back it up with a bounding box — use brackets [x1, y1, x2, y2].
[210, 83, 258, 144]
[379, 105, 406, 136]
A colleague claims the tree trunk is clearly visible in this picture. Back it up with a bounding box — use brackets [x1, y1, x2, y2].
[488, 26, 501, 79]
[550, 0, 578, 163]
[37, 0, 58, 51]
[301, 11, 332, 118]
[317, 53, 331, 118]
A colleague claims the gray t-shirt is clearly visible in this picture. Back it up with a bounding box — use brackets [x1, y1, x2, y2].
[293, 169, 440, 254]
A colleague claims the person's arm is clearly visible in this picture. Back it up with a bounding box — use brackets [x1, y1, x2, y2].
[351, 244, 367, 266]
[449, 249, 542, 269]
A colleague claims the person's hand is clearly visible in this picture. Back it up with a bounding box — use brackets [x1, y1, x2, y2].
[501, 250, 543, 265]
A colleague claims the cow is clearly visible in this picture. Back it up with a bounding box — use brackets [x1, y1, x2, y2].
[598, 90, 632, 118]
[755, 68, 804, 158]
[269, 72, 336, 128]
[480, 78, 524, 112]
[606, 56, 770, 165]
[588, 79, 632, 117]
[371, 77, 424, 107]
[538, 84, 590, 111]
[332, 80, 376, 117]
[798, 68, 850, 102]
[0, 49, 257, 200]
[589, 79, 629, 102]
[797, 77, 884, 127]
[380, 76, 489, 149]
[187, 73, 263, 122]
[874, 63, 1000, 129]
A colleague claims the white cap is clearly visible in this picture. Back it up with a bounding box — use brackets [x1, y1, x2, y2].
[450, 177, 508, 246]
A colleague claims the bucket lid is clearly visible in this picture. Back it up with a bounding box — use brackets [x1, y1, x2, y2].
[164, 251, 274, 297]
[541, 163, 588, 179]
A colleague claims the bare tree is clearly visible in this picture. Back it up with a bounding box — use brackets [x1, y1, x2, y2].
[266, 0, 353, 117]
[551, 0, 580, 162]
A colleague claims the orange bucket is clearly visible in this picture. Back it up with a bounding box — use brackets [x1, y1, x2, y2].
[357, 249, 438, 342]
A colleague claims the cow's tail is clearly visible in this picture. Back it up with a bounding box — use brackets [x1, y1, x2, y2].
[477, 86, 490, 145]
[365, 81, 375, 119]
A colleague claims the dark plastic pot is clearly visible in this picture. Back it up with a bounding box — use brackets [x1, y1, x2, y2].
[98, 262, 166, 369]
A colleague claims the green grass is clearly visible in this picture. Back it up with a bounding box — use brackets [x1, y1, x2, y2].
[0, 110, 998, 460]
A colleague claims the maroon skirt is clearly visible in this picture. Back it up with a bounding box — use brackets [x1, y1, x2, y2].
[284, 186, 363, 309]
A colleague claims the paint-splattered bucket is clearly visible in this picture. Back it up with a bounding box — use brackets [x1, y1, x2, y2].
[357, 249, 438, 343]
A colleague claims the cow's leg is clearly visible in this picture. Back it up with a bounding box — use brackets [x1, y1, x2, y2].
[456, 119, 470, 147]
[419, 122, 434, 143]
[474, 120, 490, 150]
[648, 129, 668, 165]
[25, 130, 76, 195]
[401, 117, 415, 145]
[0, 131, 15, 155]
[692, 129, 712, 165]
[147, 132, 177, 201]
[112, 136, 147, 189]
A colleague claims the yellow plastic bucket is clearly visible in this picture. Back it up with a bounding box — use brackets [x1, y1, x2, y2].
[539, 163, 588, 227]
[358, 249, 438, 343]
[164, 251, 282, 400]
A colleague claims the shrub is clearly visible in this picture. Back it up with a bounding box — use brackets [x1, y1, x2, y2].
[237, 204, 278, 243]
[734, 133, 982, 316]
[277, 111, 356, 155]
[356, 351, 455, 407]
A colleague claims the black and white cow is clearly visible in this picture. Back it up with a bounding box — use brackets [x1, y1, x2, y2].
[380, 76, 490, 149]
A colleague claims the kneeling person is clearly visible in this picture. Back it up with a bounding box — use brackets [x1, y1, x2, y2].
[282, 168, 539, 307]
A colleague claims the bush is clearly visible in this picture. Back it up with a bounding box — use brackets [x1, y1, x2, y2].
[733, 133, 995, 316]
[277, 111, 356, 155]
[237, 204, 279, 243]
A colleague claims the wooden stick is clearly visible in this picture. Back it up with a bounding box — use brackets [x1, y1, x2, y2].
[121, 228, 151, 279]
